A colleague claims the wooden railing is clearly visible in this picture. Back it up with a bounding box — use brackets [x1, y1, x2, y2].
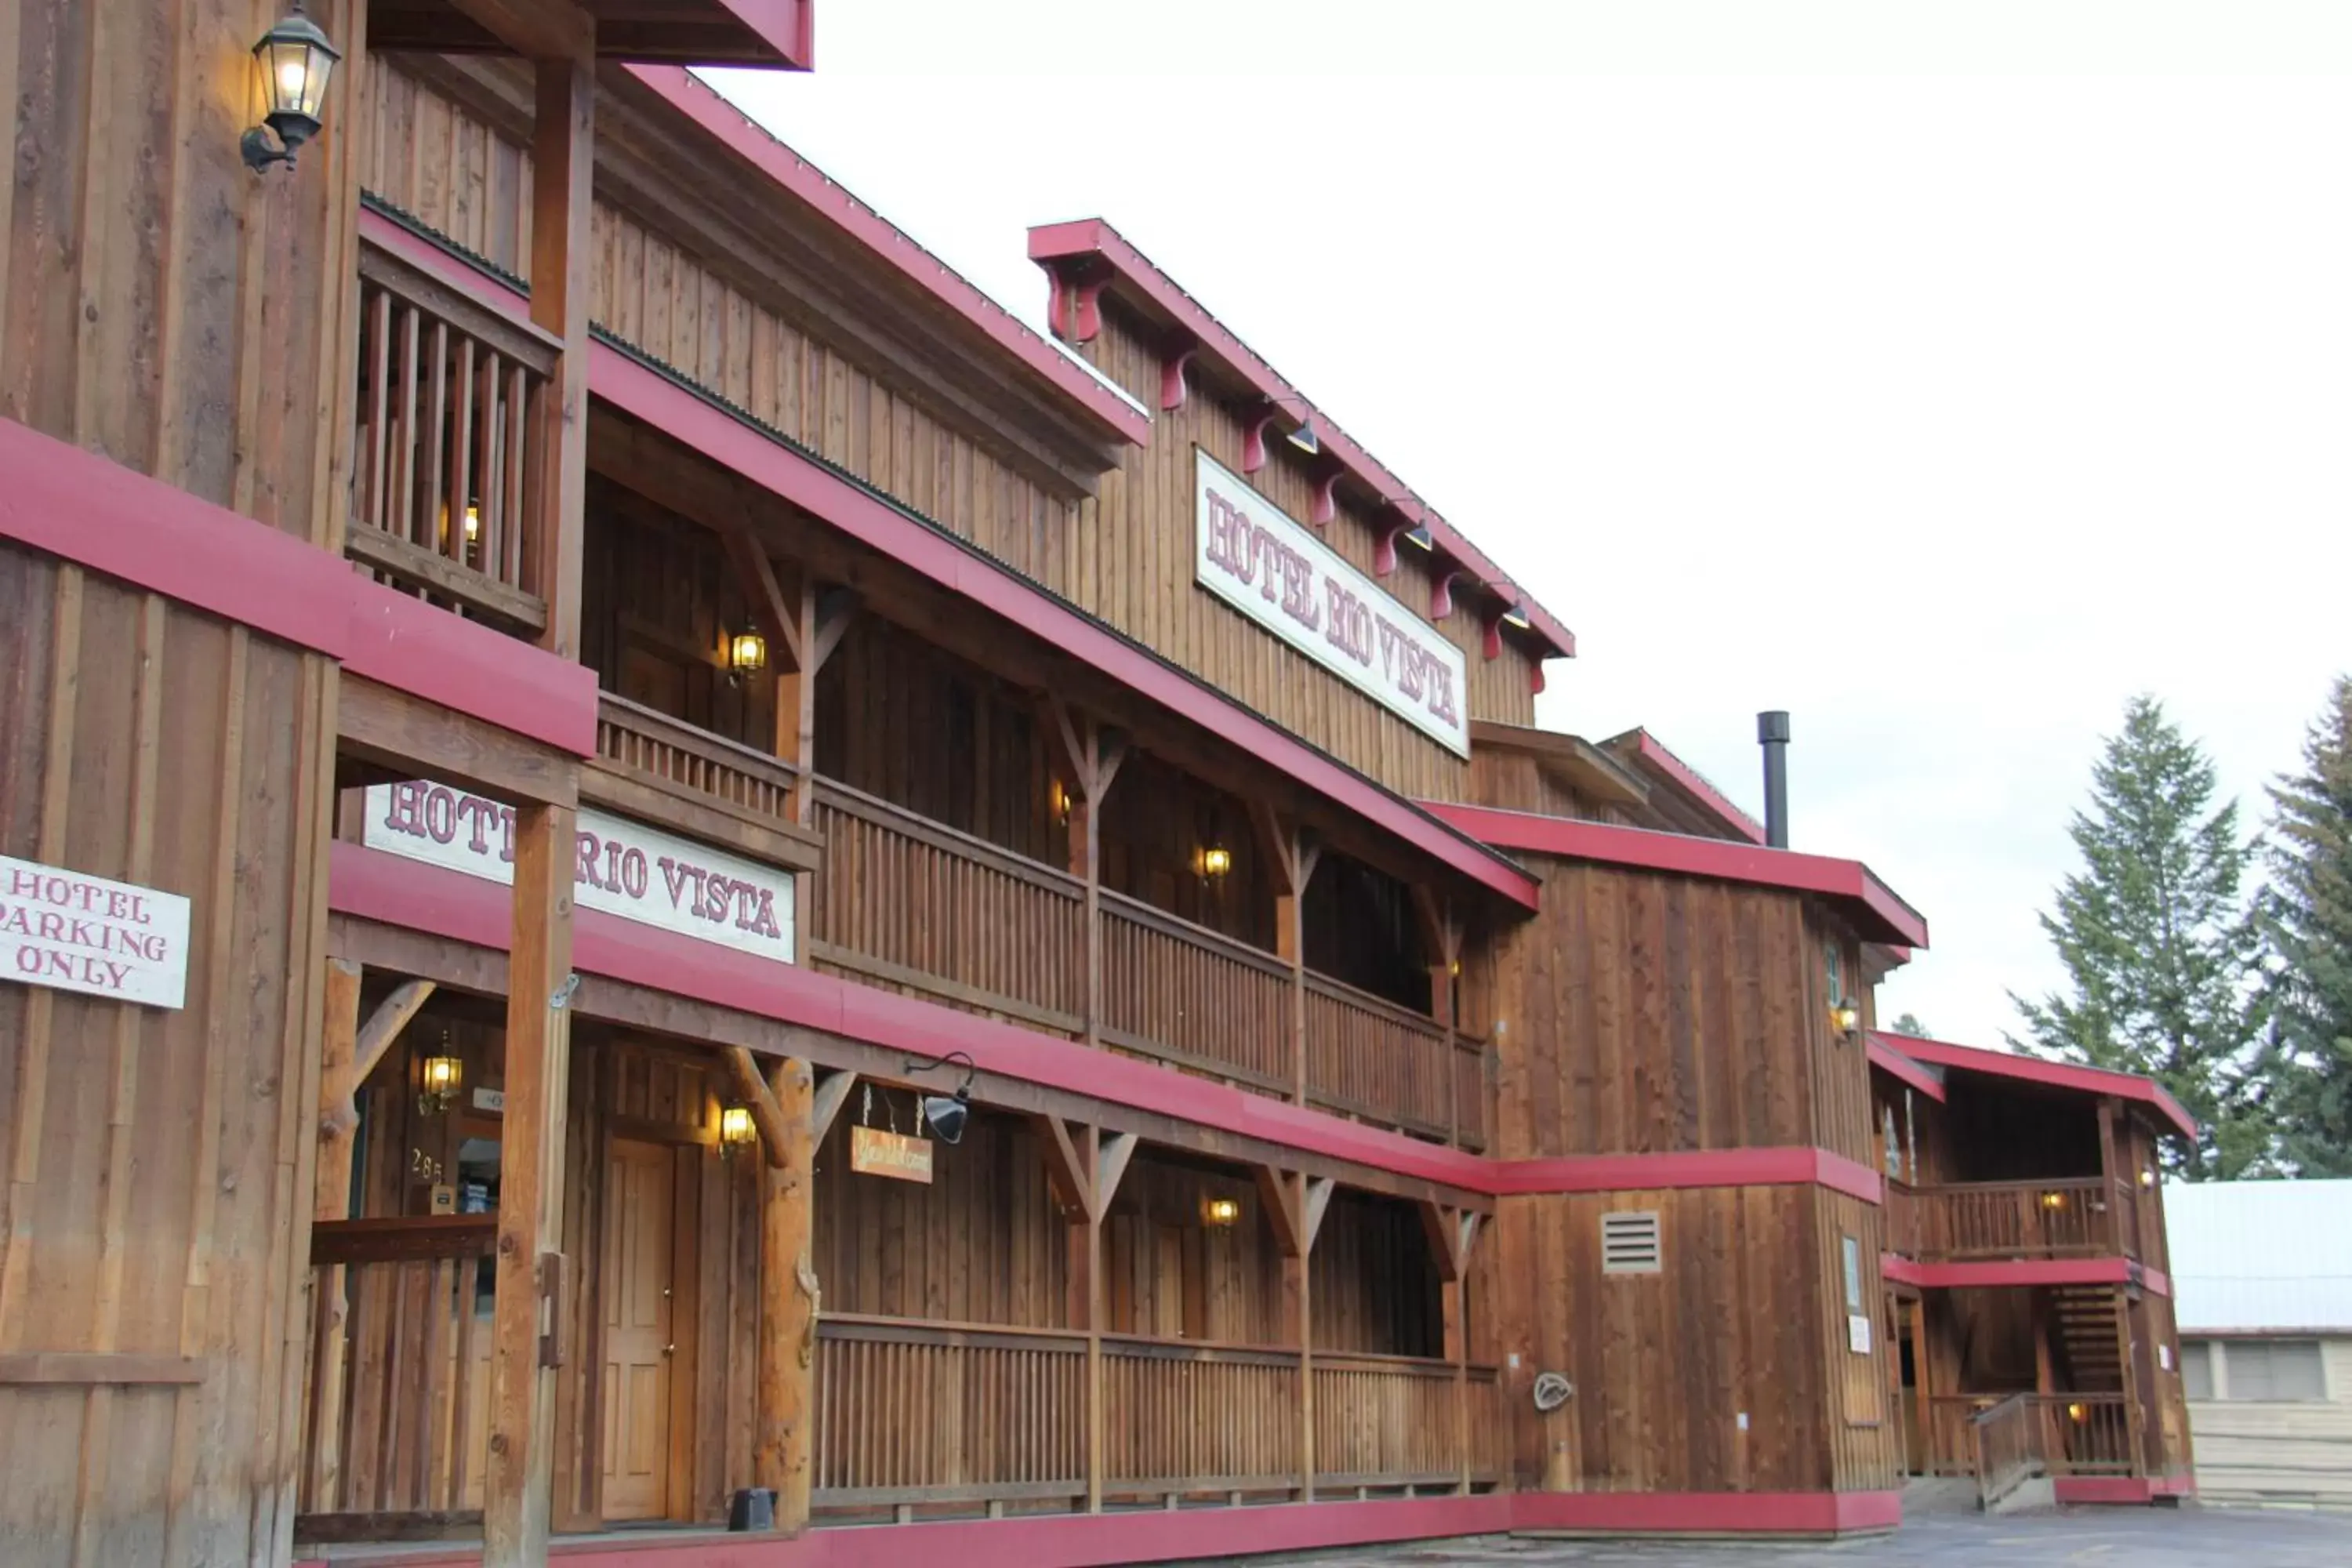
[1971, 1392, 2040, 1508]
[298, 1217, 498, 1527]
[593, 692, 797, 826]
[1101, 1336, 1301, 1499]
[1885, 1179, 1922, 1258]
[810, 780, 1087, 1036]
[1898, 1178, 2122, 1260]
[2111, 1179, 2143, 1263]
[348, 240, 555, 636]
[2036, 1392, 2136, 1475]
[1931, 1391, 2139, 1487]
[811, 1316, 1087, 1513]
[1313, 1352, 1465, 1490]
[1305, 977, 1449, 1139]
[1453, 1036, 1489, 1154]
[1100, 892, 1292, 1090]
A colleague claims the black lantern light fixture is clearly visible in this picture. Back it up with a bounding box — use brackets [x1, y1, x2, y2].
[241, 4, 342, 173]
[725, 626, 768, 686]
[902, 1049, 975, 1146]
[718, 1104, 759, 1160]
[418, 1028, 463, 1116]
[1830, 996, 1862, 1040]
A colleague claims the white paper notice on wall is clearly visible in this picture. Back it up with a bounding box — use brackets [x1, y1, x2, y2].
[0, 853, 192, 1010]
[2159, 1345, 2171, 1371]
[1848, 1313, 1874, 1355]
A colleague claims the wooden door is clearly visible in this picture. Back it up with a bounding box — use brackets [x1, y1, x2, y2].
[601, 1138, 676, 1521]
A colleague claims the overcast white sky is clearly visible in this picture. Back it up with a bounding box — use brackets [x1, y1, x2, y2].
[706, 2, 2352, 1046]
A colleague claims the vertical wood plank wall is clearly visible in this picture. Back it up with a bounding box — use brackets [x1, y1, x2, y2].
[0, 549, 336, 1567]
[2, 0, 362, 1560]
[354, 57, 1538, 806]
[1811, 1189, 1901, 1492]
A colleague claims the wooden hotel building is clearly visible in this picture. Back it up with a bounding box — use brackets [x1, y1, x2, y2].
[0, 2, 2195, 1563]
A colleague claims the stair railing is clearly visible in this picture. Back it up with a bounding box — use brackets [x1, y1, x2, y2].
[1969, 1391, 2044, 1511]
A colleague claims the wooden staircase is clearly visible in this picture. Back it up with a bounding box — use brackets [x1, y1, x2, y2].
[2050, 1285, 2123, 1391]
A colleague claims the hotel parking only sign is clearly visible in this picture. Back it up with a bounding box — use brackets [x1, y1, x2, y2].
[1194, 449, 1469, 757]
[363, 782, 796, 964]
[0, 854, 192, 1009]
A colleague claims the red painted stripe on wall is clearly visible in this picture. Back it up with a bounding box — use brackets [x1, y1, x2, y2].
[1491, 1146, 1884, 1205]
[1515, 1488, 1900, 1535]
[0, 414, 599, 757]
[1877, 1254, 2169, 1297]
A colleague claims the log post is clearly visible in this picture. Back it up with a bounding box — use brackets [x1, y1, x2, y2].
[528, 45, 593, 662]
[305, 959, 365, 1511]
[1412, 889, 1465, 1143]
[756, 1057, 817, 1530]
[1250, 804, 1319, 1105]
[1046, 700, 1127, 1050]
[1077, 1124, 1105, 1511]
[482, 803, 577, 1568]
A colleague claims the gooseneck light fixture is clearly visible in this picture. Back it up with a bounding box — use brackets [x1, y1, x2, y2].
[241, 4, 342, 173]
[902, 1049, 976, 1146]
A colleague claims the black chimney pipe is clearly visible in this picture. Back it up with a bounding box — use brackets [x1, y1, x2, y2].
[1757, 711, 1790, 849]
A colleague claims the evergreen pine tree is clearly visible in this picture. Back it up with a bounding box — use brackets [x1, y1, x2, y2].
[2262, 677, 2352, 1175]
[1889, 1011, 1929, 1037]
[2009, 695, 2267, 1178]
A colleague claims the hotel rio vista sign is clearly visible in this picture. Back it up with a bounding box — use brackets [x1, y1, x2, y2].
[363, 782, 796, 964]
[1194, 449, 1469, 757]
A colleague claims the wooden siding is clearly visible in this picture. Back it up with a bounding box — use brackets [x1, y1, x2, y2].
[0, 548, 337, 1566]
[2188, 1336, 2352, 1508]
[1813, 1189, 1900, 1491]
[1490, 862, 1823, 1160]
[1806, 914, 1876, 1170]
[1492, 1186, 1835, 1494]
[1466, 747, 1638, 826]
[355, 57, 1534, 806]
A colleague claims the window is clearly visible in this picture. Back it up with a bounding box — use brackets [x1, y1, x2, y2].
[1842, 1234, 1864, 1312]
[2220, 1339, 2328, 1402]
[1601, 1210, 1662, 1275]
[2180, 1340, 2214, 1401]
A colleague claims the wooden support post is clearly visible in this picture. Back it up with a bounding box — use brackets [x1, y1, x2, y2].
[1255, 1165, 1330, 1501]
[1045, 700, 1127, 1051]
[757, 1058, 817, 1530]
[2095, 1098, 2122, 1254]
[528, 45, 593, 663]
[482, 803, 576, 1568]
[1412, 889, 1465, 1144]
[1078, 1123, 1105, 1512]
[2115, 1288, 2147, 1478]
[1250, 803, 1319, 1105]
[307, 960, 365, 1512]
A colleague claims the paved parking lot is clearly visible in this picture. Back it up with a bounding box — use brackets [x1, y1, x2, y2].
[1244, 1506, 2352, 1566]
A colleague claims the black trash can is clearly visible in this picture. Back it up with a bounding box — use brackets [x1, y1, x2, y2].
[727, 1487, 777, 1531]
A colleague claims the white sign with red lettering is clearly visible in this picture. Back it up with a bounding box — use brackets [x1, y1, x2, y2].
[0, 854, 192, 1009]
[363, 782, 795, 964]
[1194, 449, 1469, 757]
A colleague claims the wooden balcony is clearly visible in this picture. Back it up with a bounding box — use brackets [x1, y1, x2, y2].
[810, 1316, 1498, 1515]
[347, 238, 557, 637]
[1888, 1177, 2142, 1263]
[586, 691, 817, 870]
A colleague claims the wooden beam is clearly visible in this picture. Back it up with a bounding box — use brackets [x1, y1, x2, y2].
[1301, 1177, 1336, 1256]
[1035, 1114, 1091, 1220]
[756, 1057, 817, 1530]
[1457, 1210, 1483, 1270]
[316, 961, 365, 1216]
[724, 1044, 793, 1168]
[481, 804, 576, 1568]
[350, 979, 438, 1091]
[528, 45, 593, 663]
[809, 587, 858, 677]
[1253, 1164, 1305, 1259]
[448, 0, 593, 64]
[726, 529, 802, 670]
[1078, 1123, 1105, 1513]
[338, 674, 578, 808]
[1093, 1131, 1138, 1220]
[1419, 1200, 1465, 1283]
[811, 1069, 860, 1144]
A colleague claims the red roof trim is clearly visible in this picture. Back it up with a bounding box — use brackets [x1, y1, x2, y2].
[1490, 1145, 1882, 1204]
[1025, 219, 1573, 662]
[360, 210, 1534, 907]
[330, 844, 1503, 1195]
[0, 413, 597, 759]
[1878, 1254, 2170, 1296]
[1615, 729, 1768, 844]
[1423, 801, 1929, 948]
[1867, 1036, 1948, 1104]
[1870, 1031, 2198, 1142]
[626, 71, 1150, 450]
[716, 0, 815, 68]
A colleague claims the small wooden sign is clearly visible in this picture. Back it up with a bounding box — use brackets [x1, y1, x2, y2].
[850, 1125, 934, 1185]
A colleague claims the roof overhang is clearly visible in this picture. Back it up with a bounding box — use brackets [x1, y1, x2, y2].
[1601, 729, 1767, 844]
[1867, 1035, 1947, 1103]
[1425, 802, 1929, 949]
[369, 0, 817, 67]
[1025, 219, 1575, 666]
[1868, 1030, 2199, 1142]
[1468, 721, 1650, 809]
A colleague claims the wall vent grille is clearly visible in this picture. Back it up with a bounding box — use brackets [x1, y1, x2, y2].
[1600, 1210, 1662, 1275]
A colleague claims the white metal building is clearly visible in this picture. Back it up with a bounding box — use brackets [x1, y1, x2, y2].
[2169, 1179, 2352, 1509]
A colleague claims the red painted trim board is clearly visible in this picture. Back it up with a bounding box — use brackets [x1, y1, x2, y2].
[0, 415, 597, 758]
[1868, 1031, 2197, 1142]
[626, 71, 1147, 448]
[1491, 1146, 1883, 1205]
[354, 209, 1538, 910]
[1025, 218, 1574, 662]
[1425, 800, 1929, 948]
[2052, 1475, 2191, 1506]
[1617, 730, 1769, 845]
[1875, 1255, 2171, 1298]
[1515, 1488, 1900, 1536]
[1867, 1036, 1948, 1104]
[716, 0, 815, 67]
[292, 1488, 1907, 1568]
[329, 843, 1498, 1193]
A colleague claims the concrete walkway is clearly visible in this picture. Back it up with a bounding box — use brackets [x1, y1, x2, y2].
[1239, 1506, 2352, 1566]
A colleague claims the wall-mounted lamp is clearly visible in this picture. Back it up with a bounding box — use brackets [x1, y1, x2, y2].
[1500, 603, 1533, 631]
[1830, 997, 1861, 1038]
[1201, 1196, 1241, 1227]
[418, 1032, 463, 1117]
[726, 629, 768, 687]
[1049, 777, 1072, 824]
[1402, 524, 1435, 551]
[2139, 1168, 2156, 1189]
[1196, 844, 1233, 880]
[903, 1049, 976, 1146]
[241, 5, 341, 172]
[463, 503, 481, 545]
[719, 1104, 758, 1160]
[2040, 1190, 2067, 1211]
[2065, 1401, 2089, 1424]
